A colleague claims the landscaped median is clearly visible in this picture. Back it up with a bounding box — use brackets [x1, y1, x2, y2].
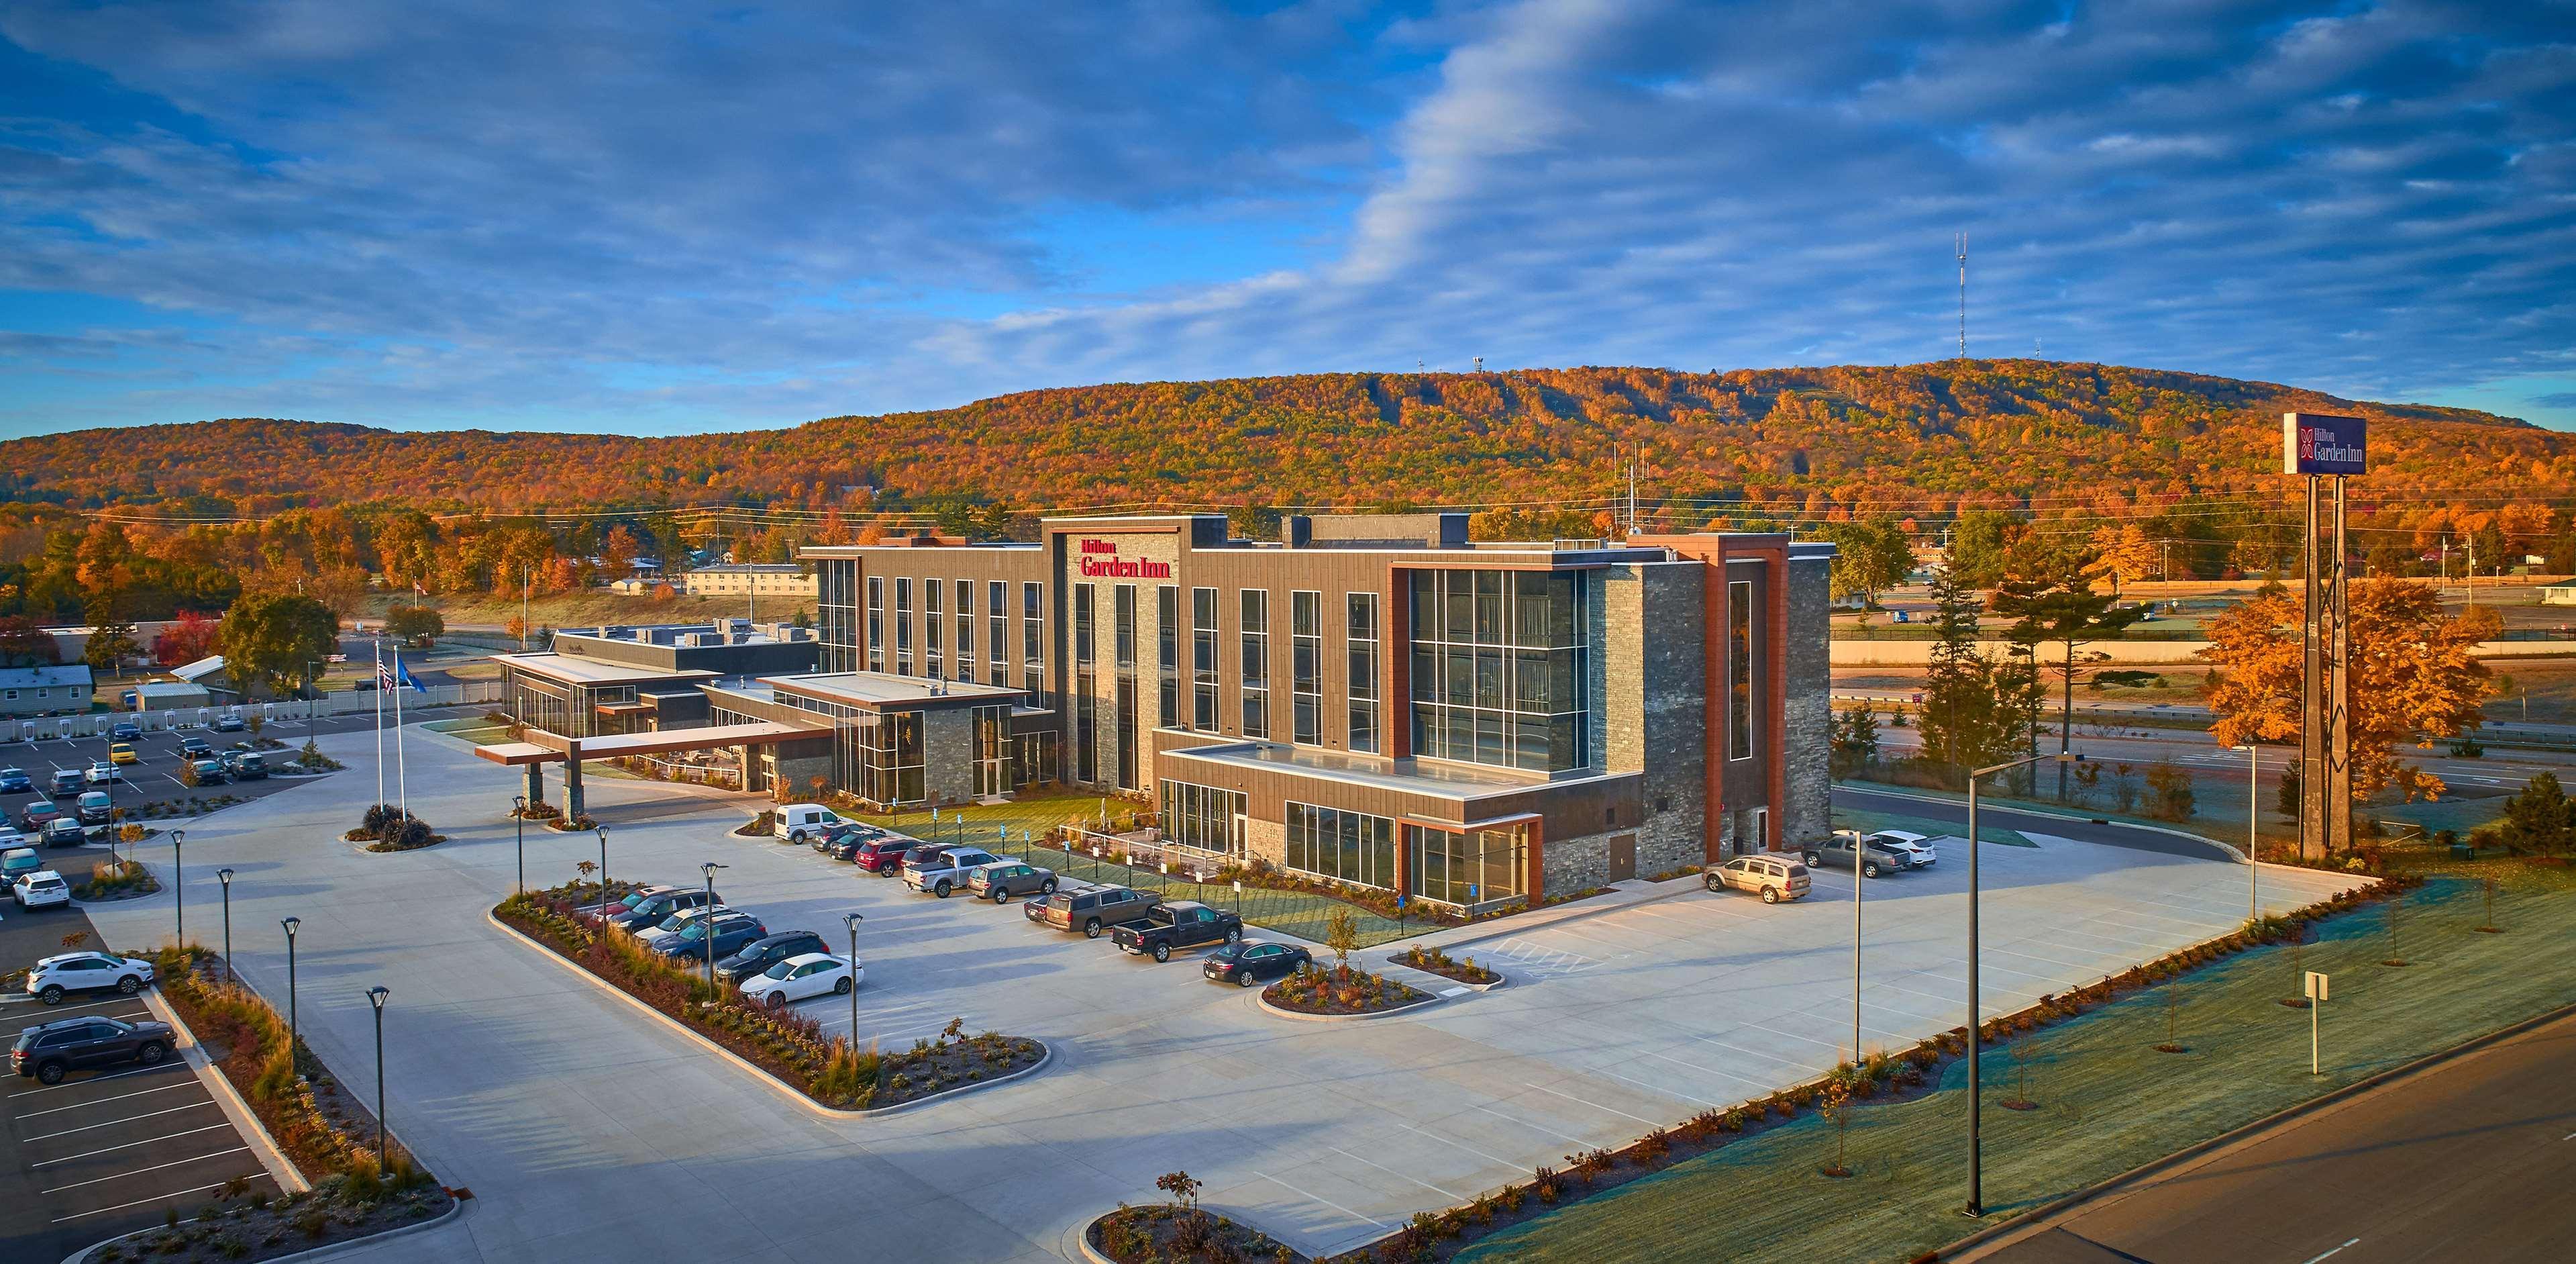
[492, 885, 1045, 1113]
[1259, 961, 1436, 1020]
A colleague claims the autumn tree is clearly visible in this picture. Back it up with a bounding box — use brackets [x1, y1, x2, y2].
[1945, 509, 2022, 589]
[218, 591, 340, 698]
[384, 605, 445, 648]
[154, 610, 220, 667]
[2200, 578, 2497, 806]
[1820, 518, 1914, 609]
[2086, 524, 2160, 597]
[0, 615, 58, 666]
[1992, 533, 2143, 801]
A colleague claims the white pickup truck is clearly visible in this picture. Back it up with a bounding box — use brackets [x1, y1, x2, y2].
[903, 846, 1011, 898]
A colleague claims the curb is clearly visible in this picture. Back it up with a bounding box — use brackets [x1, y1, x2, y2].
[1075, 1219, 1119, 1264]
[486, 908, 1051, 1118]
[1255, 987, 1442, 1024]
[1422, 879, 1706, 958]
[1933, 1000, 2576, 1261]
[62, 1186, 464, 1264]
[137, 984, 312, 1196]
[1374, 957, 1508, 994]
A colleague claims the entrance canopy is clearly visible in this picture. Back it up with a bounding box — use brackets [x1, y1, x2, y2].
[470, 720, 818, 767]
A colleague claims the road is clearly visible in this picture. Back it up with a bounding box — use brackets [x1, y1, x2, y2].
[1833, 785, 2237, 860]
[1866, 723, 2576, 800]
[1961, 1006, 2576, 1264]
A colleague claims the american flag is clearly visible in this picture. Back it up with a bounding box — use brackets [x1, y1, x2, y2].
[378, 651, 396, 691]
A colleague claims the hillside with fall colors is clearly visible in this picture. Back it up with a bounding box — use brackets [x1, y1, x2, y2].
[3, 360, 2567, 519]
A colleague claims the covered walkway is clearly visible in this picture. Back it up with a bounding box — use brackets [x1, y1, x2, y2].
[473, 720, 819, 818]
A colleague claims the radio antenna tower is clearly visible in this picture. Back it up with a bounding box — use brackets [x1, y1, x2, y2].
[1955, 232, 1969, 360]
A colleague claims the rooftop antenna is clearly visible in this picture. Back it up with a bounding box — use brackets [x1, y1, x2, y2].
[1473, 356, 1484, 373]
[1955, 232, 1969, 361]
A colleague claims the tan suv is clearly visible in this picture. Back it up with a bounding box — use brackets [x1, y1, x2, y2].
[1706, 854, 1811, 904]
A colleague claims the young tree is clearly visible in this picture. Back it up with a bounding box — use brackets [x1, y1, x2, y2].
[384, 604, 445, 648]
[1916, 562, 2034, 777]
[2202, 578, 2497, 807]
[2495, 771, 2573, 858]
[1820, 518, 1914, 609]
[1154, 1171, 1203, 1210]
[2143, 759, 2196, 820]
[1992, 532, 2144, 800]
[1324, 908, 1359, 976]
[1828, 706, 1879, 780]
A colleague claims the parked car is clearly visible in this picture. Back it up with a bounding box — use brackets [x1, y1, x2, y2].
[890, 840, 966, 883]
[652, 912, 768, 962]
[904, 846, 1006, 898]
[772, 802, 849, 844]
[968, 861, 1058, 902]
[43, 820, 86, 848]
[851, 834, 921, 875]
[1027, 885, 1162, 938]
[1201, 940, 1311, 987]
[83, 762, 121, 788]
[187, 759, 228, 785]
[0, 767, 30, 793]
[12, 1014, 175, 1084]
[1864, 830, 1939, 868]
[178, 736, 213, 758]
[1706, 854, 1811, 904]
[13, 869, 70, 909]
[225, 751, 270, 781]
[24, 950, 156, 1004]
[109, 722, 142, 742]
[108, 742, 140, 765]
[610, 887, 717, 933]
[713, 930, 832, 987]
[821, 824, 890, 861]
[1111, 901, 1243, 963]
[739, 953, 858, 1008]
[212, 714, 246, 732]
[582, 884, 676, 923]
[19, 799, 60, 830]
[48, 769, 81, 796]
[76, 790, 113, 824]
[3, 846, 42, 881]
[1806, 831, 1913, 879]
[634, 902, 730, 946]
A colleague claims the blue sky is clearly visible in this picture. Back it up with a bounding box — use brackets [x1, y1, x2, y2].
[1, 0, 2570, 439]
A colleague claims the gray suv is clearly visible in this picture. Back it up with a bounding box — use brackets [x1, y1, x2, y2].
[968, 861, 1058, 903]
[1804, 832, 1912, 879]
[1027, 885, 1162, 938]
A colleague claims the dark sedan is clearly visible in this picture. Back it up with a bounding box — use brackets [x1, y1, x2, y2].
[1200, 940, 1310, 987]
[652, 912, 768, 962]
[713, 930, 831, 987]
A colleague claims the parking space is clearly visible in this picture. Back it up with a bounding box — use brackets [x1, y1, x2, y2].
[0, 905, 278, 1261]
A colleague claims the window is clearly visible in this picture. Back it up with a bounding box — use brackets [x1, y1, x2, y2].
[1408, 569, 1593, 772]
[1191, 587, 1219, 730]
[1729, 578, 1755, 761]
[1239, 589, 1269, 739]
[1113, 585, 1137, 791]
[1346, 593, 1380, 753]
[860, 710, 925, 804]
[1161, 779, 1245, 856]
[1406, 822, 1527, 908]
[1286, 802, 1395, 889]
[1074, 585, 1098, 783]
[988, 581, 1008, 687]
[924, 578, 943, 678]
[865, 576, 885, 673]
[819, 561, 860, 673]
[973, 703, 1009, 796]
[1291, 591, 1321, 744]
[894, 578, 914, 675]
[1157, 586, 1180, 728]
[1022, 582, 1046, 710]
[956, 580, 975, 681]
[1114, 584, 1137, 671]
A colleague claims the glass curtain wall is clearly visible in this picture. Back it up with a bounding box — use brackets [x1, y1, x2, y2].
[924, 579, 943, 677]
[866, 577, 885, 672]
[988, 581, 1009, 688]
[894, 578, 914, 675]
[819, 561, 859, 673]
[1113, 585, 1137, 790]
[1407, 569, 1594, 772]
[1291, 591, 1321, 744]
[1157, 586, 1180, 728]
[1239, 589, 1269, 739]
[1405, 822, 1527, 908]
[1021, 582, 1045, 710]
[955, 580, 974, 681]
[1286, 802, 1396, 889]
[1728, 578, 1755, 761]
[1073, 585, 1096, 784]
[1346, 593, 1380, 753]
[1191, 588, 1219, 730]
[972, 703, 1009, 797]
[1159, 779, 1246, 857]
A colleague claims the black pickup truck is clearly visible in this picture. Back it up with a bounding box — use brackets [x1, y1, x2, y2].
[1109, 900, 1244, 962]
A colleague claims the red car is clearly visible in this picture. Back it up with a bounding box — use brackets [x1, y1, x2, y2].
[851, 836, 918, 875]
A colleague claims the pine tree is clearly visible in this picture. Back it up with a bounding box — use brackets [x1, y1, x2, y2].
[1916, 562, 2030, 780]
[1992, 533, 2144, 800]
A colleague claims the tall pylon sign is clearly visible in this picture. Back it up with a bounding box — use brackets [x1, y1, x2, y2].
[2285, 413, 2366, 861]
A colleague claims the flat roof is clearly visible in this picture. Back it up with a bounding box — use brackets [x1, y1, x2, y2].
[1160, 740, 1634, 803]
[766, 671, 1025, 710]
[491, 652, 721, 687]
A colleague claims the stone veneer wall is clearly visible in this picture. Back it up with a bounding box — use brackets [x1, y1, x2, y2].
[1243, 815, 1286, 870]
[1636, 564, 1708, 873]
[1544, 828, 1618, 899]
[922, 708, 977, 804]
[1782, 554, 1834, 846]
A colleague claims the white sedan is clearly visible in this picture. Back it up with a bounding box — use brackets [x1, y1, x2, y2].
[85, 762, 123, 785]
[739, 953, 860, 1008]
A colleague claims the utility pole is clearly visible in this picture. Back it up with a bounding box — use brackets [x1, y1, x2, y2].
[2466, 537, 2476, 608]
[1955, 232, 1969, 360]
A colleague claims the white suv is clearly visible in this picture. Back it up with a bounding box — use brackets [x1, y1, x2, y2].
[12, 870, 70, 910]
[26, 951, 156, 1005]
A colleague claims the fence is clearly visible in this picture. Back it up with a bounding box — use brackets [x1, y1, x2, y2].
[0, 683, 504, 744]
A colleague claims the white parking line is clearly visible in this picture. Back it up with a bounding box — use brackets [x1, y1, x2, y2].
[1401, 1122, 1518, 1171]
[1522, 1081, 1661, 1125]
[1587, 1063, 1720, 1106]
[23, 1100, 215, 1143]
[31, 1122, 235, 1168]
[1252, 1169, 1388, 1230]
[42, 1147, 252, 1194]
[1329, 1146, 1464, 1200]
[15, 1079, 200, 1120]
[50, 1179, 242, 1224]
[1470, 1102, 1587, 1145]
[1643, 1047, 1776, 1089]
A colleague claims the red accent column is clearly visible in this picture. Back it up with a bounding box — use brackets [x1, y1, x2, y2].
[1525, 816, 1546, 906]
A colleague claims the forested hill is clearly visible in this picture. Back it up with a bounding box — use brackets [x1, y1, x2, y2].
[5, 360, 2565, 517]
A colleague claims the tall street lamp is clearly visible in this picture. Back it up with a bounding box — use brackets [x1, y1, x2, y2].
[1963, 749, 2077, 1218]
[170, 829, 186, 946]
[596, 825, 611, 902]
[366, 985, 391, 1171]
[1851, 834, 1867, 1065]
[841, 912, 865, 1040]
[700, 861, 728, 997]
[2234, 744, 2260, 923]
[216, 868, 235, 982]
[280, 917, 301, 1056]
[511, 794, 527, 895]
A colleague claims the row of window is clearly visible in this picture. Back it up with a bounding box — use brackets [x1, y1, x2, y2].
[849, 575, 1052, 711]
[1274, 797, 1527, 907]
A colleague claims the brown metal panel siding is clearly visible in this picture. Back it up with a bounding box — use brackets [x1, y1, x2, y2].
[1182, 547, 1393, 751]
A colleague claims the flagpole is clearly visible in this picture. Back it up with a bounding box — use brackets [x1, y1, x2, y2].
[373, 638, 385, 810]
[392, 648, 409, 820]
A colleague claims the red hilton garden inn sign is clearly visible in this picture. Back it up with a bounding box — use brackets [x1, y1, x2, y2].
[1076, 538, 1172, 579]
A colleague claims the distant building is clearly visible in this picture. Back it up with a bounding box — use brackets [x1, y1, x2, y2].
[0, 664, 94, 718]
[495, 620, 821, 738]
[2540, 585, 2576, 606]
[125, 679, 211, 713]
[678, 563, 816, 599]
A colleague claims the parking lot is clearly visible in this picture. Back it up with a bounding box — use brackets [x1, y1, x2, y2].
[70, 724, 2369, 1263]
[0, 904, 277, 1261]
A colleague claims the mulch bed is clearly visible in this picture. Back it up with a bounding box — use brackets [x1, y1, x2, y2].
[1262, 964, 1435, 1016]
[74, 870, 162, 902]
[1393, 944, 1500, 985]
[87, 1171, 452, 1264]
[1092, 1204, 1303, 1264]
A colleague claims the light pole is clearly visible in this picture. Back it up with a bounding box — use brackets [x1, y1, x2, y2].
[597, 824, 610, 902]
[701, 861, 728, 997]
[1964, 749, 2076, 1218]
[366, 985, 390, 1171]
[1852, 836, 1865, 1065]
[2234, 744, 2259, 923]
[511, 794, 527, 895]
[216, 868, 235, 982]
[170, 829, 185, 946]
[841, 912, 864, 1038]
[280, 917, 301, 1057]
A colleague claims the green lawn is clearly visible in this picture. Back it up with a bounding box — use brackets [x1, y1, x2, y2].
[1452, 875, 2576, 1263]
